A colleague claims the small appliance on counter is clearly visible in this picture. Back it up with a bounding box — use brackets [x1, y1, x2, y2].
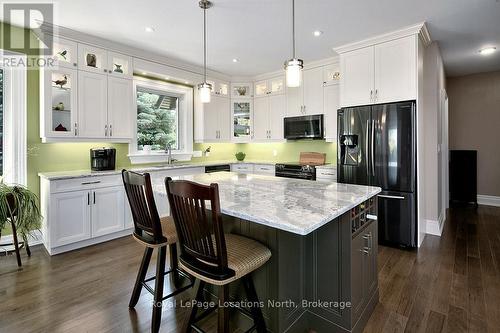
[90, 147, 116, 171]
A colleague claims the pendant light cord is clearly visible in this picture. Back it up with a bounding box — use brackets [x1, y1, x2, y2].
[203, 4, 207, 83]
[292, 0, 296, 59]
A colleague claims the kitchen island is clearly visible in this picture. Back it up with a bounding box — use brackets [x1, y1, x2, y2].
[154, 172, 381, 333]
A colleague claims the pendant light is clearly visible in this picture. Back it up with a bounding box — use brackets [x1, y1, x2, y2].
[284, 0, 303, 87]
[198, 0, 213, 103]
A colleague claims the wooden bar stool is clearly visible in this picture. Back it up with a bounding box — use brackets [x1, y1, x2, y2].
[122, 170, 194, 333]
[165, 177, 271, 333]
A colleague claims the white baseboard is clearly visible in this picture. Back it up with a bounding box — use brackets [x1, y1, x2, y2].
[426, 213, 445, 237]
[477, 194, 500, 207]
[0, 230, 43, 247]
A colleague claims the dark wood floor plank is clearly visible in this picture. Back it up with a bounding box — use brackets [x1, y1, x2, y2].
[2, 206, 500, 333]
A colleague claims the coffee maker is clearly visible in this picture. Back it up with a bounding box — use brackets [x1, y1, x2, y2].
[90, 148, 116, 171]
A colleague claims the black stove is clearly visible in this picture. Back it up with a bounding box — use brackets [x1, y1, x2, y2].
[275, 163, 316, 181]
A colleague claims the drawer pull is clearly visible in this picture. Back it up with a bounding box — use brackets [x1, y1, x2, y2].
[81, 180, 102, 185]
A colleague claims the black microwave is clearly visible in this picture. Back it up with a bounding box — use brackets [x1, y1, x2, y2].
[284, 114, 324, 140]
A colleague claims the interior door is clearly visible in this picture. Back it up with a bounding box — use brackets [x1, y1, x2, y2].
[78, 71, 108, 138]
[253, 97, 269, 140]
[372, 102, 415, 192]
[337, 106, 371, 186]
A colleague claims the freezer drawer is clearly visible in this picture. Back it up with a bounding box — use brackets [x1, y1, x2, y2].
[377, 191, 416, 247]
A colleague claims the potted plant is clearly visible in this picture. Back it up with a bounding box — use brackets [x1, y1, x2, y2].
[235, 152, 246, 162]
[138, 133, 155, 154]
[0, 183, 42, 252]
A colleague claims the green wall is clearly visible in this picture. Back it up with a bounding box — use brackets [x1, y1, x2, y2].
[1, 22, 337, 235]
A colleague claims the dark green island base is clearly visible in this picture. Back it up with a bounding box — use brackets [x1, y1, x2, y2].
[203, 197, 378, 333]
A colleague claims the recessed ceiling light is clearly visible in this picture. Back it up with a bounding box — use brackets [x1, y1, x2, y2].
[479, 47, 496, 55]
[145, 26, 155, 33]
[232, 58, 238, 63]
[313, 30, 323, 37]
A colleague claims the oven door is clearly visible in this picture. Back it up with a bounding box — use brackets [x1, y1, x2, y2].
[284, 115, 324, 140]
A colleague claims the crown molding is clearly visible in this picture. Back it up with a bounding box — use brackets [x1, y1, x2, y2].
[38, 22, 231, 82]
[333, 22, 432, 54]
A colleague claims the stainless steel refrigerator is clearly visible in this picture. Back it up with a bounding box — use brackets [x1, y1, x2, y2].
[337, 101, 417, 247]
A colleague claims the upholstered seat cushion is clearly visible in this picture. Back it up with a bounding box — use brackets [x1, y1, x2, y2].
[180, 234, 271, 286]
[132, 216, 178, 247]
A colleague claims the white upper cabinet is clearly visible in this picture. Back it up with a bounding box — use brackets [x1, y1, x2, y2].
[51, 37, 78, 69]
[268, 94, 286, 140]
[78, 44, 108, 75]
[323, 64, 341, 86]
[207, 79, 229, 97]
[107, 51, 133, 79]
[374, 37, 416, 104]
[286, 85, 304, 117]
[303, 67, 324, 115]
[231, 83, 253, 98]
[198, 95, 230, 142]
[324, 84, 340, 142]
[253, 94, 285, 141]
[41, 68, 78, 139]
[339, 35, 418, 107]
[231, 99, 253, 142]
[78, 71, 108, 138]
[340, 47, 375, 107]
[107, 76, 134, 139]
[255, 76, 284, 97]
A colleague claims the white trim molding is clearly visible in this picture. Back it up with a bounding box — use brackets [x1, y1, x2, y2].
[129, 77, 194, 164]
[426, 214, 445, 237]
[0, 50, 27, 186]
[0, 230, 43, 249]
[477, 195, 500, 207]
[333, 22, 431, 54]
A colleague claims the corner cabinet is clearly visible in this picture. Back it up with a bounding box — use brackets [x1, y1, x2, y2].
[231, 99, 253, 142]
[339, 35, 417, 107]
[41, 39, 135, 142]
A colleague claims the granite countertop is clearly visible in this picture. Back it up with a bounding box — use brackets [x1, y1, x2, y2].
[38, 160, 277, 180]
[153, 172, 379, 235]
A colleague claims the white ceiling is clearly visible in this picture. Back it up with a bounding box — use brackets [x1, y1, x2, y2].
[18, 0, 500, 76]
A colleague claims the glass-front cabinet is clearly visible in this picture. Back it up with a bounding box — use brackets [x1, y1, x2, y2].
[207, 79, 229, 97]
[231, 99, 253, 142]
[231, 83, 253, 98]
[41, 68, 78, 138]
[107, 51, 133, 78]
[254, 76, 284, 97]
[78, 44, 108, 74]
[52, 37, 78, 69]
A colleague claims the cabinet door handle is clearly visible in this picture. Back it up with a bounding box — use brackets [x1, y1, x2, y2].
[93, 192, 96, 205]
[74, 123, 78, 136]
[109, 124, 113, 136]
[370, 90, 373, 102]
[87, 192, 90, 205]
[105, 124, 108, 136]
[375, 89, 378, 102]
[360, 248, 370, 255]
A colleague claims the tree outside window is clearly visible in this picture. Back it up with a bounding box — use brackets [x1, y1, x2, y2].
[136, 89, 179, 151]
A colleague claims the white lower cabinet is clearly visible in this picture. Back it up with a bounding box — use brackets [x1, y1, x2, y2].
[231, 163, 254, 174]
[253, 164, 275, 175]
[92, 186, 125, 237]
[51, 190, 91, 247]
[41, 175, 130, 255]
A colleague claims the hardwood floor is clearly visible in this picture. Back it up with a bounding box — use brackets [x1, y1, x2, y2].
[1, 205, 499, 332]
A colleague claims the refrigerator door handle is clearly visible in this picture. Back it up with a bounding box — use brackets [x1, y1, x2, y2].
[378, 194, 406, 200]
[371, 119, 375, 176]
[366, 119, 370, 170]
